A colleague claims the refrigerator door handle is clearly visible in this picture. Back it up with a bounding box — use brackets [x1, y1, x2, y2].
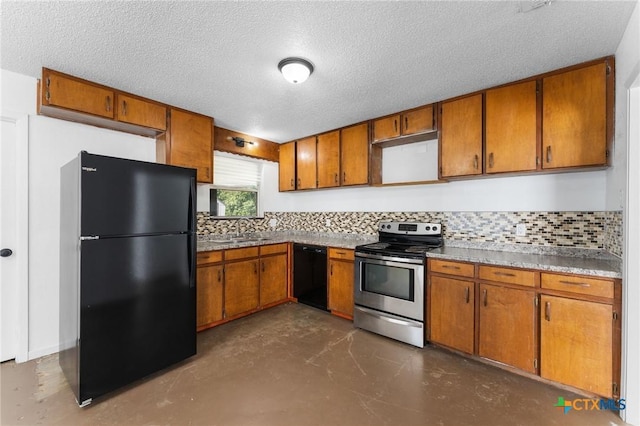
[188, 177, 196, 288]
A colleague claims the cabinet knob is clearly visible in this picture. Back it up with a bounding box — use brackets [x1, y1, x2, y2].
[473, 154, 479, 170]
[394, 119, 398, 132]
[545, 301, 551, 321]
[122, 100, 127, 116]
[464, 287, 470, 304]
[546, 146, 552, 163]
[483, 289, 488, 307]
[404, 116, 408, 131]
[105, 96, 112, 112]
[488, 152, 494, 169]
[334, 173, 338, 184]
[290, 178, 294, 188]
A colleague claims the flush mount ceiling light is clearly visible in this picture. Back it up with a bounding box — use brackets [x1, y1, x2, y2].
[278, 57, 314, 84]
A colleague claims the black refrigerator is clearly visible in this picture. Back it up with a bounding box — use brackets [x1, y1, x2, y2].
[59, 152, 197, 407]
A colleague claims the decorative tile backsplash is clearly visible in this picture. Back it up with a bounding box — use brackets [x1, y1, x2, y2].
[197, 210, 623, 258]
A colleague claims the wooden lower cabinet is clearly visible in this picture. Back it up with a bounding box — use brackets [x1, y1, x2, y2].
[224, 259, 260, 318]
[429, 275, 475, 354]
[196, 264, 224, 329]
[328, 259, 354, 318]
[478, 283, 536, 373]
[260, 253, 288, 306]
[540, 294, 613, 397]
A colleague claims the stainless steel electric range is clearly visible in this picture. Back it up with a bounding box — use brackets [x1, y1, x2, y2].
[353, 221, 443, 348]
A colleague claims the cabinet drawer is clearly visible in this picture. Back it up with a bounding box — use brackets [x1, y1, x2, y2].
[429, 259, 475, 278]
[225, 246, 259, 261]
[479, 265, 536, 287]
[541, 273, 614, 299]
[197, 250, 223, 265]
[260, 243, 288, 256]
[329, 248, 354, 261]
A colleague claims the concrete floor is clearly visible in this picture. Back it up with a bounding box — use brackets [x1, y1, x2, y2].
[1, 303, 628, 426]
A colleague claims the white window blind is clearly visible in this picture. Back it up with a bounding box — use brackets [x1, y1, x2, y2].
[213, 153, 262, 189]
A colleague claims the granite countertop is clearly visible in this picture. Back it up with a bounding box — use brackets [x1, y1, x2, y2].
[197, 231, 377, 253]
[427, 244, 622, 279]
[197, 232, 622, 279]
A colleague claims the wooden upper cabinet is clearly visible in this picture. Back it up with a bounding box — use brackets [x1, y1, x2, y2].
[542, 61, 610, 169]
[373, 114, 401, 141]
[340, 122, 370, 186]
[42, 68, 115, 119]
[402, 105, 434, 136]
[296, 136, 317, 190]
[540, 295, 613, 397]
[278, 141, 296, 192]
[439, 94, 483, 178]
[317, 130, 341, 188]
[166, 108, 213, 183]
[373, 105, 435, 142]
[115, 94, 166, 131]
[485, 81, 538, 174]
[478, 284, 536, 373]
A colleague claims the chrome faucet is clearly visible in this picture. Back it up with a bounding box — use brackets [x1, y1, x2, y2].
[234, 217, 252, 238]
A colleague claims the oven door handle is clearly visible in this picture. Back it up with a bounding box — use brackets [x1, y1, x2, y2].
[355, 252, 424, 265]
[356, 306, 423, 328]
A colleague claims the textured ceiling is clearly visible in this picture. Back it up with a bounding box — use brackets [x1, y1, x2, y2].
[1, 1, 636, 143]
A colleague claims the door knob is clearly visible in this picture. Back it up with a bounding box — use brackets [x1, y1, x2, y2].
[1, 248, 13, 257]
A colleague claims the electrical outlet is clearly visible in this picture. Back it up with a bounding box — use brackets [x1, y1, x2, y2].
[516, 223, 527, 237]
[268, 218, 277, 228]
[325, 219, 331, 226]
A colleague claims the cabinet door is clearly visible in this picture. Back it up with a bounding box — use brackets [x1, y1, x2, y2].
[540, 295, 613, 397]
[169, 109, 213, 183]
[542, 62, 608, 169]
[429, 275, 475, 354]
[373, 115, 400, 142]
[260, 254, 287, 306]
[278, 141, 296, 192]
[317, 131, 341, 188]
[340, 123, 369, 186]
[224, 259, 259, 318]
[485, 81, 538, 173]
[328, 259, 355, 318]
[478, 284, 536, 373]
[196, 264, 224, 329]
[296, 136, 317, 190]
[440, 94, 483, 178]
[402, 105, 434, 136]
[116, 94, 166, 131]
[42, 69, 115, 119]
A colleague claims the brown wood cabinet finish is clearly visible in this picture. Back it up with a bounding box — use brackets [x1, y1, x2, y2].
[260, 254, 288, 307]
[115, 94, 166, 131]
[317, 131, 341, 188]
[196, 264, 224, 329]
[540, 295, 613, 397]
[485, 81, 538, 173]
[541, 272, 614, 299]
[429, 275, 475, 354]
[542, 61, 609, 169]
[328, 248, 355, 319]
[41, 69, 115, 119]
[373, 114, 401, 141]
[224, 259, 260, 318]
[340, 123, 370, 186]
[214, 126, 280, 162]
[439, 94, 483, 178]
[401, 105, 434, 135]
[278, 141, 296, 192]
[429, 259, 475, 278]
[478, 265, 537, 287]
[164, 108, 213, 183]
[296, 136, 318, 190]
[478, 283, 536, 373]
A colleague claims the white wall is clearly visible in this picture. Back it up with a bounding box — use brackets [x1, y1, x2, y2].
[613, 1, 640, 423]
[2, 70, 156, 359]
[262, 161, 607, 213]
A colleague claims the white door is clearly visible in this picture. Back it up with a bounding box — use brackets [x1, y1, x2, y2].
[1, 117, 20, 361]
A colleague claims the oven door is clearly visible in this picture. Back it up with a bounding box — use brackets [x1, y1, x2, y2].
[354, 252, 424, 321]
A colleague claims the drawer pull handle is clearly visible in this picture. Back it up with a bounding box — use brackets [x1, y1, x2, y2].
[545, 301, 551, 321]
[464, 287, 470, 304]
[558, 280, 591, 287]
[442, 265, 461, 270]
[483, 288, 488, 307]
[494, 271, 516, 277]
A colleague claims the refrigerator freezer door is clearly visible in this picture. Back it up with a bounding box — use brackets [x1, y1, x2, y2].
[80, 153, 195, 237]
[78, 234, 196, 403]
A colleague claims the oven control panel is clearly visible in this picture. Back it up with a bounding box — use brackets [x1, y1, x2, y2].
[378, 222, 441, 235]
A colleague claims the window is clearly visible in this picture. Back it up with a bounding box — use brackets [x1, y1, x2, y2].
[208, 153, 262, 218]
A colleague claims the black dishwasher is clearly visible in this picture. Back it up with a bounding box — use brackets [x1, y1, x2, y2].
[293, 244, 328, 311]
